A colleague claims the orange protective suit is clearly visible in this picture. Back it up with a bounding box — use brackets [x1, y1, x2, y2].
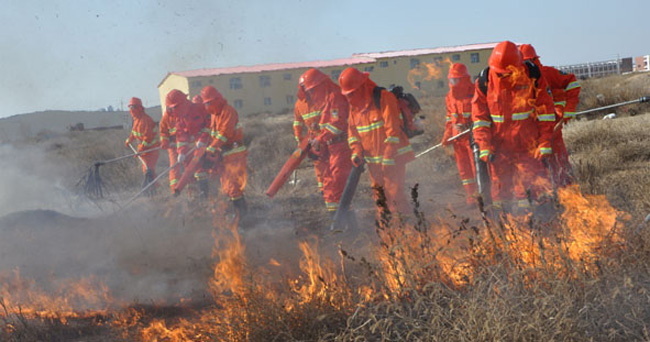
[471, 41, 556, 210]
[166, 90, 211, 193]
[297, 69, 352, 212]
[126, 97, 160, 178]
[520, 44, 580, 187]
[442, 64, 476, 203]
[159, 111, 180, 190]
[294, 89, 327, 192]
[340, 68, 415, 215]
[201, 86, 248, 202]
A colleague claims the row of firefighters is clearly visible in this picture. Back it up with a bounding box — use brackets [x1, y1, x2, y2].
[124, 40, 580, 218]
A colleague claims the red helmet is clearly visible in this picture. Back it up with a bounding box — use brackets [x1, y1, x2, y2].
[192, 95, 203, 104]
[519, 44, 539, 61]
[165, 89, 188, 107]
[448, 63, 469, 79]
[200, 86, 224, 104]
[338, 67, 368, 95]
[488, 41, 522, 73]
[299, 68, 328, 91]
[128, 97, 142, 107]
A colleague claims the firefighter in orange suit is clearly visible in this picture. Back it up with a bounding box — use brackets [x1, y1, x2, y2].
[297, 68, 352, 213]
[165, 89, 211, 196]
[201, 85, 248, 215]
[338, 67, 415, 215]
[520, 44, 580, 187]
[293, 85, 327, 193]
[125, 97, 160, 184]
[472, 41, 556, 211]
[159, 109, 180, 192]
[442, 63, 476, 204]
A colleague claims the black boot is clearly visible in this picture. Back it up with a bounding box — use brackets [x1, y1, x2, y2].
[232, 197, 248, 218]
[198, 179, 209, 199]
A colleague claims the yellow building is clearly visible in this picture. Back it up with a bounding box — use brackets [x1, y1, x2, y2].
[158, 42, 498, 117]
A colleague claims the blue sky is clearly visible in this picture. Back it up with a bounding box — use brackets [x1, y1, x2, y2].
[1, 0, 648, 118]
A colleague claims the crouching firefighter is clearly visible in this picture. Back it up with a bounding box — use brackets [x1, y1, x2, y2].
[471, 40, 555, 214]
[124, 97, 160, 193]
[200, 85, 248, 217]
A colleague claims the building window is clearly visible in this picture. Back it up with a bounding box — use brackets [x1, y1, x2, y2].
[452, 54, 461, 61]
[191, 80, 202, 88]
[264, 97, 272, 106]
[259, 75, 271, 88]
[230, 77, 242, 90]
[286, 95, 294, 105]
[364, 66, 374, 72]
[331, 69, 342, 80]
[410, 58, 420, 69]
[471, 53, 480, 64]
[284, 73, 292, 81]
[415, 81, 421, 90]
[234, 100, 243, 109]
[438, 80, 445, 88]
[379, 61, 389, 68]
[433, 56, 443, 66]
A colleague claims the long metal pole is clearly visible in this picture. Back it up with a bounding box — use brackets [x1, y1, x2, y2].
[415, 129, 470, 158]
[95, 146, 162, 166]
[574, 96, 649, 117]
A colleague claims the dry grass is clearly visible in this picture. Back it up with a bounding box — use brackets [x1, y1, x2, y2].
[3, 73, 650, 341]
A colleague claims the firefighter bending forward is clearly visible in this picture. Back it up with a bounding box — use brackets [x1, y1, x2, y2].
[442, 63, 476, 204]
[159, 107, 180, 192]
[338, 67, 415, 215]
[294, 85, 328, 195]
[472, 41, 556, 212]
[520, 44, 580, 188]
[201, 85, 248, 216]
[125, 97, 160, 185]
[296, 68, 352, 213]
[165, 89, 211, 197]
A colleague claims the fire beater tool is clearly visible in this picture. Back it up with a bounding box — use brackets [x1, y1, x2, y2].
[329, 163, 364, 232]
[79, 146, 162, 199]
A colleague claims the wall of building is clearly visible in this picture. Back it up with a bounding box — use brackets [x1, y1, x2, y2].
[158, 48, 493, 117]
[158, 74, 190, 110]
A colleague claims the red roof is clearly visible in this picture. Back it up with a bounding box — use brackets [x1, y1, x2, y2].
[171, 56, 377, 78]
[352, 42, 500, 59]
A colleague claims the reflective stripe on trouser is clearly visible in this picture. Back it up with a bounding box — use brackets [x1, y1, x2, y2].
[367, 162, 409, 215]
[314, 155, 329, 193]
[321, 142, 352, 211]
[453, 135, 477, 203]
[549, 129, 574, 187]
[140, 149, 159, 178]
[168, 149, 181, 190]
[488, 149, 550, 203]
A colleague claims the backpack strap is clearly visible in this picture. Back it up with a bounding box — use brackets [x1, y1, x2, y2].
[524, 60, 541, 88]
[477, 67, 489, 96]
[373, 86, 385, 110]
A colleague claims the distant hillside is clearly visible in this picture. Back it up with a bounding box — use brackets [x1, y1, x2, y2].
[0, 106, 162, 142]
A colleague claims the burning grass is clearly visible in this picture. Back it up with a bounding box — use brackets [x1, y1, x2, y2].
[4, 181, 647, 341]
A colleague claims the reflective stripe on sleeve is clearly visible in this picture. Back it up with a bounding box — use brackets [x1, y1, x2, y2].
[512, 111, 531, 121]
[565, 81, 581, 91]
[473, 120, 491, 129]
[537, 114, 556, 122]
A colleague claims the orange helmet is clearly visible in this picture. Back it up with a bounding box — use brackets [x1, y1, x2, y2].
[165, 89, 188, 107]
[200, 86, 224, 104]
[448, 63, 469, 79]
[519, 44, 539, 61]
[128, 97, 142, 107]
[299, 68, 328, 91]
[338, 67, 368, 95]
[488, 41, 522, 73]
[192, 95, 203, 104]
